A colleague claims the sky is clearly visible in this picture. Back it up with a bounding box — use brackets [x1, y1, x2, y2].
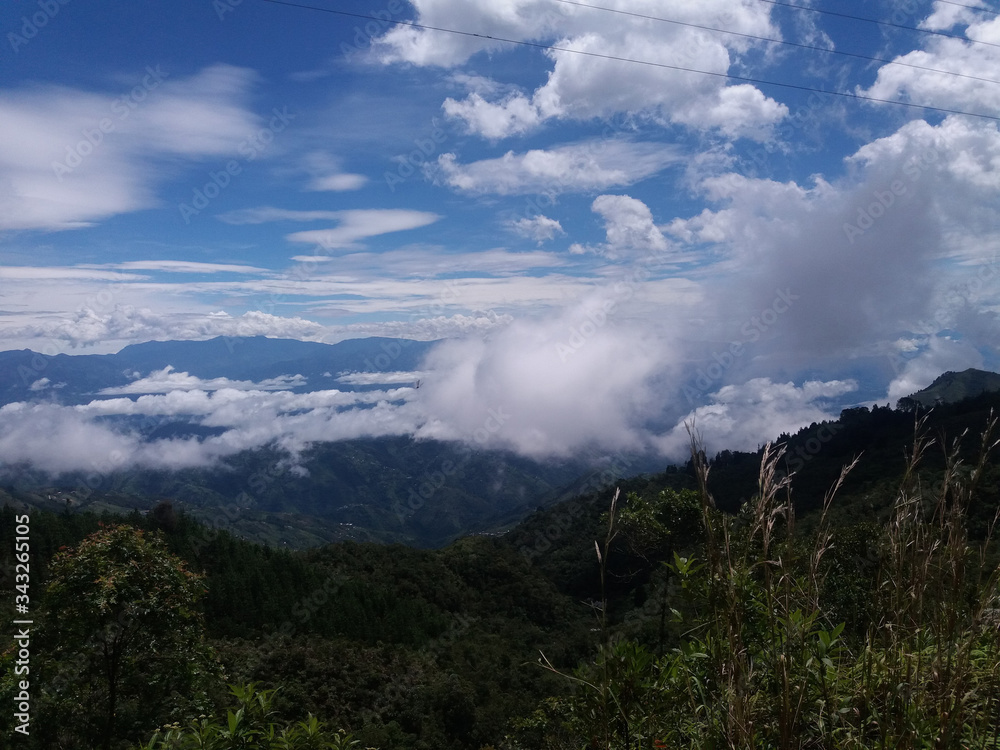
[1, 0, 1000, 471]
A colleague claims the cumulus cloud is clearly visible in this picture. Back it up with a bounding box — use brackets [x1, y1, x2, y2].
[430, 140, 679, 195]
[506, 214, 565, 243]
[665, 115, 1000, 373]
[408, 301, 676, 458]
[570, 194, 670, 258]
[885, 335, 985, 404]
[378, 0, 787, 140]
[859, 13, 1000, 116]
[657, 378, 858, 458]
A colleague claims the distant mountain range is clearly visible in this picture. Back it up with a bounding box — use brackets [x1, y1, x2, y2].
[2, 337, 997, 547]
[0, 336, 627, 547]
[0, 335, 438, 406]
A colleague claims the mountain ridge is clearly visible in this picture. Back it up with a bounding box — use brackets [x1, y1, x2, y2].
[902, 367, 1000, 408]
[0, 335, 440, 406]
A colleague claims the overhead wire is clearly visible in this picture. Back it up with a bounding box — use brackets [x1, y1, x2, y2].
[258, 0, 1000, 123]
[551, 0, 1000, 87]
[754, 0, 1000, 49]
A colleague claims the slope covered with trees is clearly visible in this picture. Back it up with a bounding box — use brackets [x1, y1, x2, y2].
[2, 392, 999, 749]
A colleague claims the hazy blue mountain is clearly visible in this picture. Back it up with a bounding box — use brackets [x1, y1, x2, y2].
[0, 336, 617, 546]
[0, 348, 128, 405]
[0, 336, 439, 406]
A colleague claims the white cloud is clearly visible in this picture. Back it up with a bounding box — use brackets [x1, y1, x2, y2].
[6, 307, 324, 349]
[442, 91, 541, 139]
[295, 150, 368, 191]
[98, 367, 308, 395]
[430, 140, 679, 195]
[285, 209, 442, 251]
[860, 12, 1000, 116]
[665, 115, 1000, 370]
[0, 267, 146, 281]
[109, 261, 269, 274]
[657, 378, 858, 457]
[408, 301, 676, 458]
[885, 335, 984, 404]
[309, 173, 368, 191]
[322, 313, 515, 342]
[335, 371, 426, 385]
[318, 246, 566, 277]
[506, 214, 565, 243]
[0, 384, 425, 475]
[0, 64, 259, 231]
[217, 207, 348, 224]
[570, 194, 670, 258]
[379, 0, 787, 140]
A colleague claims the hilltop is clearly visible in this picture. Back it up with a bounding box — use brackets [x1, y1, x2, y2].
[899, 367, 1000, 408]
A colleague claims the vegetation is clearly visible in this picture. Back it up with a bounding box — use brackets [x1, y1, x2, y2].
[2, 393, 1000, 749]
[508, 415, 1000, 749]
[138, 683, 374, 750]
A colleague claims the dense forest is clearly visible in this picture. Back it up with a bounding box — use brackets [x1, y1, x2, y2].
[2, 391, 1000, 749]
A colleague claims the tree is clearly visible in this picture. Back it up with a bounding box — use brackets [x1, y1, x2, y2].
[37, 525, 217, 750]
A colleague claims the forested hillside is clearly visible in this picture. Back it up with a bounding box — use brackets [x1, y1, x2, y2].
[2, 392, 999, 749]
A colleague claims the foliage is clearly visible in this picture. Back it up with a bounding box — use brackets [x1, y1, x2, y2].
[15, 525, 217, 750]
[136, 682, 376, 750]
[4, 394, 1000, 750]
[512, 414, 1000, 749]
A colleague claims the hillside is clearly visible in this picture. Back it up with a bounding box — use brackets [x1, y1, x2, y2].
[2, 388, 999, 749]
[901, 367, 1000, 408]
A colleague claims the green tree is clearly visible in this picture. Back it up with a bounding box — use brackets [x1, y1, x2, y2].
[36, 524, 217, 749]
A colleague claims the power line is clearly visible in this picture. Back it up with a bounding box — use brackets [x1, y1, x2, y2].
[755, 0, 1000, 49]
[258, 0, 1000, 123]
[552, 0, 1000, 87]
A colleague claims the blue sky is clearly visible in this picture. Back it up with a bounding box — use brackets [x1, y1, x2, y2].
[2, 0, 1000, 466]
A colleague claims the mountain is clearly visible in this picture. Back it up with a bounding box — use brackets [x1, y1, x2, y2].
[901, 367, 1000, 408]
[0, 335, 439, 406]
[0, 336, 618, 547]
[5, 385, 999, 750]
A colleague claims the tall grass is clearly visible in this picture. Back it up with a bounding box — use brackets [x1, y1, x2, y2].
[517, 413, 1000, 750]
